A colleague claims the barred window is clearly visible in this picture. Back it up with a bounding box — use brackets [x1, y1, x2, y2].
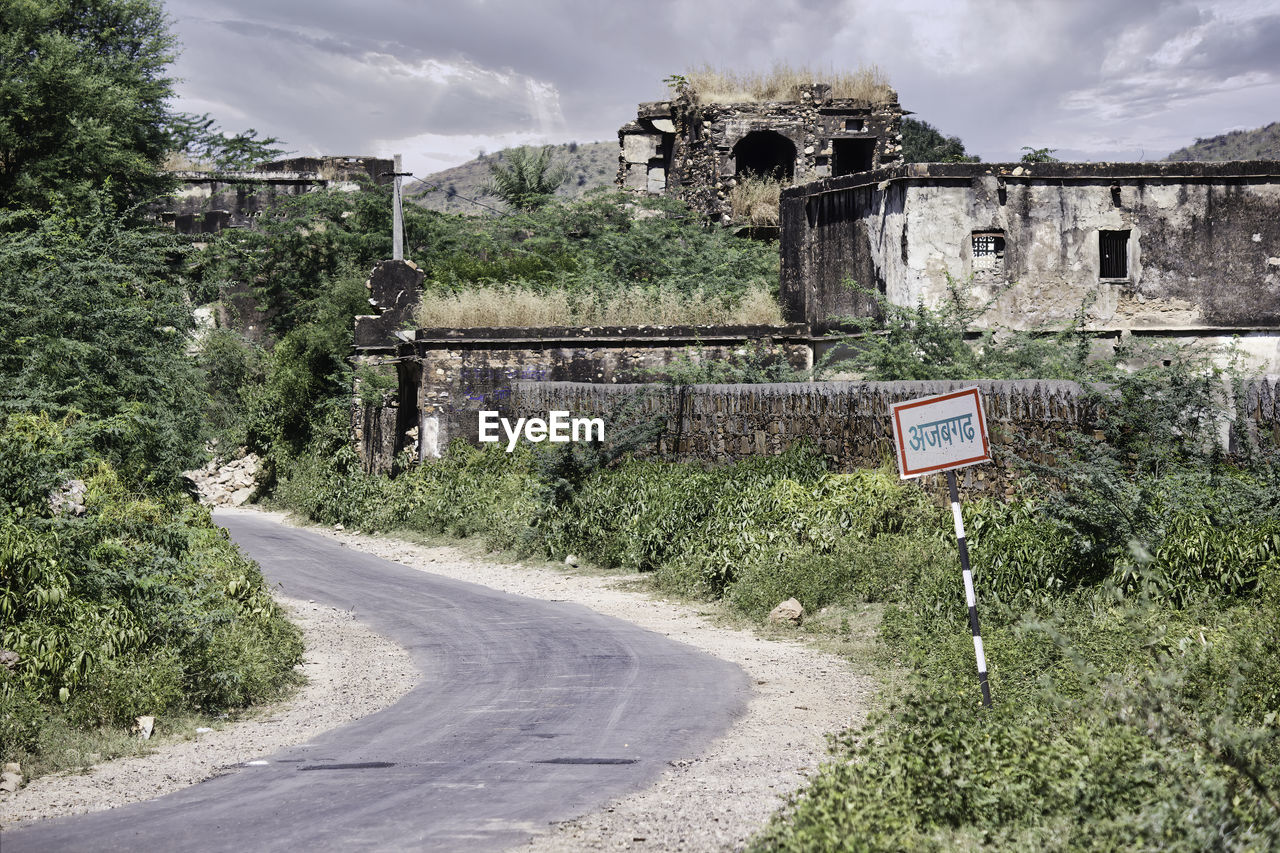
[1100, 230, 1130, 279]
[972, 232, 1005, 271]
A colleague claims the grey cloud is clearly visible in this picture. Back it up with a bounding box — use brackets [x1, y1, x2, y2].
[165, 0, 1280, 169]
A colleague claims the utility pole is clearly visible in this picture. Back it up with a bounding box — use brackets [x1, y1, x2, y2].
[392, 153, 404, 261]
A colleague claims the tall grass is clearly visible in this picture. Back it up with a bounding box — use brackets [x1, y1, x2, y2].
[681, 63, 893, 104]
[413, 284, 783, 328]
[729, 175, 782, 226]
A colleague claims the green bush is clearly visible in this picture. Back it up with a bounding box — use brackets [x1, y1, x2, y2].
[1, 417, 303, 762]
[752, 672, 1280, 852]
[727, 533, 952, 618]
[0, 670, 43, 757]
[66, 648, 185, 729]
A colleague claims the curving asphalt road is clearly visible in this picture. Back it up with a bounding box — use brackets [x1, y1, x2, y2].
[3, 511, 749, 852]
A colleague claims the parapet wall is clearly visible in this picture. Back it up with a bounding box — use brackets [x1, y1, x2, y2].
[351, 323, 812, 472]
[507, 377, 1280, 494]
[508, 379, 1094, 496]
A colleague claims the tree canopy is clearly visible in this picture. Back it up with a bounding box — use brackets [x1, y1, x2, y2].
[0, 0, 177, 214]
[900, 118, 978, 164]
[483, 146, 569, 211]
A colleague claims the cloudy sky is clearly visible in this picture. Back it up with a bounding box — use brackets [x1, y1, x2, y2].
[164, 0, 1280, 179]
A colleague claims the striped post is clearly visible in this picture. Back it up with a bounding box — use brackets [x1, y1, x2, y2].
[947, 469, 991, 708]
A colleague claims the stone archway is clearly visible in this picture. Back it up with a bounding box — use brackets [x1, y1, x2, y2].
[732, 130, 796, 181]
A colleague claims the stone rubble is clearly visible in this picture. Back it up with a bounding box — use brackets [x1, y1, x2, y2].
[48, 479, 87, 517]
[184, 453, 261, 507]
[767, 598, 804, 626]
[1, 764, 21, 794]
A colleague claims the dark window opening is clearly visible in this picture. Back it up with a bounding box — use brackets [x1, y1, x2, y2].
[832, 138, 876, 177]
[1100, 230, 1129, 279]
[733, 131, 796, 182]
[844, 119, 865, 132]
[972, 231, 1005, 271]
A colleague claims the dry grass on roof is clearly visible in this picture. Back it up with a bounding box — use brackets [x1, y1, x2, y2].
[414, 285, 783, 329]
[681, 63, 893, 104]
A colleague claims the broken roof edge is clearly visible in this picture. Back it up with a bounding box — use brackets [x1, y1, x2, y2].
[781, 159, 1280, 199]
[635, 88, 901, 114]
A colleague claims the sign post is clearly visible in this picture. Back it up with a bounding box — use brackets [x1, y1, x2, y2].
[889, 388, 993, 708]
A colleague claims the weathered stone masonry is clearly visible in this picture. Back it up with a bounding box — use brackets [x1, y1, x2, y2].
[780, 161, 1280, 371]
[507, 379, 1088, 497]
[505, 377, 1280, 496]
[351, 282, 810, 472]
[158, 155, 392, 234]
[619, 86, 903, 225]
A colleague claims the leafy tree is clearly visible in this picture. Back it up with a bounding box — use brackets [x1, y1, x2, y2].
[1020, 146, 1060, 163]
[0, 0, 176, 214]
[0, 202, 204, 487]
[483, 145, 568, 211]
[900, 118, 978, 164]
[164, 112, 286, 171]
[192, 180, 455, 335]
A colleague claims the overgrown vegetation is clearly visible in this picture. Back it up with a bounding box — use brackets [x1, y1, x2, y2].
[414, 282, 782, 328]
[678, 63, 894, 104]
[272, 285, 1280, 849]
[191, 184, 783, 455]
[729, 174, 782, 226]
[0, 0, 307, 776]
[0, 414, 302, 768]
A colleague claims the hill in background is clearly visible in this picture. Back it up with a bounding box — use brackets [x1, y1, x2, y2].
[408, 140, 617, 215]
[1164, 122, 1280, 161]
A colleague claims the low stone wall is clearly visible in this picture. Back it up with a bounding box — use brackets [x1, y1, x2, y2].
[401, 325, 812, 462]
[507, 379, 1095, 497]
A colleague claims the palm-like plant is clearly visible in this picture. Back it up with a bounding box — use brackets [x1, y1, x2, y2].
[483, 146, 569, 211]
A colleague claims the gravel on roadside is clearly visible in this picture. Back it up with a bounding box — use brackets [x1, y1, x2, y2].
[0, 595, 418, 826]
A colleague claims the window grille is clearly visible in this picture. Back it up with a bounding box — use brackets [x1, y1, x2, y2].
[1100, 230, 1129, 278]
[972, 232, 1005, 271]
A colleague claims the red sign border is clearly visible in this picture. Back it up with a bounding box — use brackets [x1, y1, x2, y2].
[890, 388, 992, 478]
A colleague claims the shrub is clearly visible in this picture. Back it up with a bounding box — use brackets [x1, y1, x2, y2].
[66, 648, 185, 729]
[1, 416, 303, 762]
[729, 174, 781, 226]
[727, 533, 952, 617]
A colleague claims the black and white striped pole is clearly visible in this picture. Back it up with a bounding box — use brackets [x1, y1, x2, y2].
[947, 468, 991, 707]
[890, 387, 994, 709]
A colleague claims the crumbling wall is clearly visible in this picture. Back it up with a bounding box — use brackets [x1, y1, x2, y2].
[351, 324, 813, 471]
[619, 87, 903, 224]
[350, 260, 424, 473]
[157, 155, 393, 235]
[413, 325, 811, 457]
[781, 162, 1280, 361]
[508, 379, 1093, 497]
[507, 376, 1280, 494]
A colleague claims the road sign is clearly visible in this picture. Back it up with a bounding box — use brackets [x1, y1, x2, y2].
[889, 387, 994, 707]
[889, 387, 990, 479]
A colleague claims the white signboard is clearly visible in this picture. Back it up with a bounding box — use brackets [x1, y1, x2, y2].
[890, 388, 991, 479]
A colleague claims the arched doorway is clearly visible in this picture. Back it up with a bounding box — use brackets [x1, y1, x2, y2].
[733, 131, 796, 181]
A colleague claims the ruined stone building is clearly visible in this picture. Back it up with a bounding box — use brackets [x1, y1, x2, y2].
[353, 158, 1280, 471]
[158, 155, 392, 234]
[617, 85, 904, 224]
[779, 160, 1280, 369]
